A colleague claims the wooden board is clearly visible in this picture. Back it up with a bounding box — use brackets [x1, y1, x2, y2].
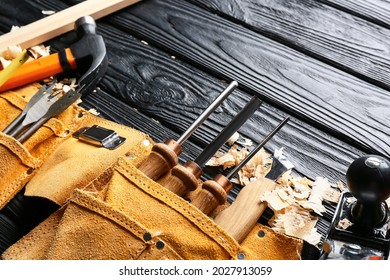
[0, 0, 143, 51]
[319, 0, 390, 29]
[0, 0, 366, 183]
[187, 0, 390, 91]
[103, 0, 390, 158]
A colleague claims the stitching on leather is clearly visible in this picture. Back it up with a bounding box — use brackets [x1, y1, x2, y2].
[0, 92, 28, 109]
[116, 159, 239, 258]
[0, 133, 38, 168]
[71, 190, 149, 243]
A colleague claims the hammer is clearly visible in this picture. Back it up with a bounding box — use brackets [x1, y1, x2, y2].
[0, 16, 107, 95]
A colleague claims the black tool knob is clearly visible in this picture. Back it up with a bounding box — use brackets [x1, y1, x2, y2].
[346, 155, 390, 227]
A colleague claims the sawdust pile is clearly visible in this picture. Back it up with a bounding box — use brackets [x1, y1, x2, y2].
[206, 133, 345, 246]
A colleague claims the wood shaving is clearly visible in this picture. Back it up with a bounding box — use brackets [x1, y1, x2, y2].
[338, 218, 353, 230]
[88, 108, 100, 116]
[28, 45, 50, 59]
[386, 197, 390, 210]
[300, 177, 329, 215]
[10, 26, 20, 32]
[269, 206, 322, 245]
[0, 57, 11, 70]
[226, 131, 239, 146]
[260, 186, 294, 211]
[236, 137, 253, 146]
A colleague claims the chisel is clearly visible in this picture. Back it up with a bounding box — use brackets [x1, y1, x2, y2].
[156, 95, 262, 196]
[191, 117, 290, 215]
[214, 128, 294, 243]
[137, 81, 237, 181]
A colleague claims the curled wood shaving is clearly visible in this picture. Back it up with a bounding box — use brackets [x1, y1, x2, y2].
[0, 57, 10, 70]
[269, 206, 322, 245]
[28, 45, 50, 59]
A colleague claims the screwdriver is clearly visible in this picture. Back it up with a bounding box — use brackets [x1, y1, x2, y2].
[137, 81, 238, 181]
[191, 116, 290, 215]
[156, 95, 262, 196]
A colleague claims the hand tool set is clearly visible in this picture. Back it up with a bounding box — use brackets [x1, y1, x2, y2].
[136, 81, 238, 181]
[190, 116, 289, 216]
[1, 8, 388, 261]
[156, 95, 262, 197]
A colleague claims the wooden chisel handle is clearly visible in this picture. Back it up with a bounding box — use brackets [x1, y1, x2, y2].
[137, 139, 181, 181]
[213, 177, 277, 243]
[157, 161, 201, 196]
[191, 174, 232, 215]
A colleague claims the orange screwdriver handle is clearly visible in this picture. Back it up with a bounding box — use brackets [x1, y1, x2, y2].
[0, 48, 77, 92]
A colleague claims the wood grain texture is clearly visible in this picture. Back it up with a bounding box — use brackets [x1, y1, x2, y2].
[103, 0, 390, 159]
[83, 23, 364, 184]
[319, 0, 390, 29]
[187, 0, 390, 91]
[0, 0, 365, 184]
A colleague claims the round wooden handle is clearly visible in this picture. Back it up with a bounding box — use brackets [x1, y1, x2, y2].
[137, 138, 181, 181]
[191, 174, 232, 215]
[157, 160, 201, 196]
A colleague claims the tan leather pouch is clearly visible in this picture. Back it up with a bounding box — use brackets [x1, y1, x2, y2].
[0, 84, 152, 211]
[0, 84, 84, 210]
[2, 156, 303, 260]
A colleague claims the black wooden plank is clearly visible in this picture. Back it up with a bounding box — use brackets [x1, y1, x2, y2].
[71, 21, 365, 184]
[319, 0, 390, 30]
[80, 89, 203, 163]
[187, 0, 390, 92]
[102, 0, 390, 159]
[0, 0, 365, 184]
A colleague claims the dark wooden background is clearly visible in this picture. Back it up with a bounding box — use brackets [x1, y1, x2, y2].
[0, 0, 389, 248]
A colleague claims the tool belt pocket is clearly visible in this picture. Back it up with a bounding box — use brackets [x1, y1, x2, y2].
[2, 155, 303, 260]
[0, 85, 83, 210]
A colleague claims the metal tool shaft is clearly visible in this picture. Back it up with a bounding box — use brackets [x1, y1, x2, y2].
[226, 116, 290, 179]
[194, 95, 262, 167]
[176, 81, 238, 145]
